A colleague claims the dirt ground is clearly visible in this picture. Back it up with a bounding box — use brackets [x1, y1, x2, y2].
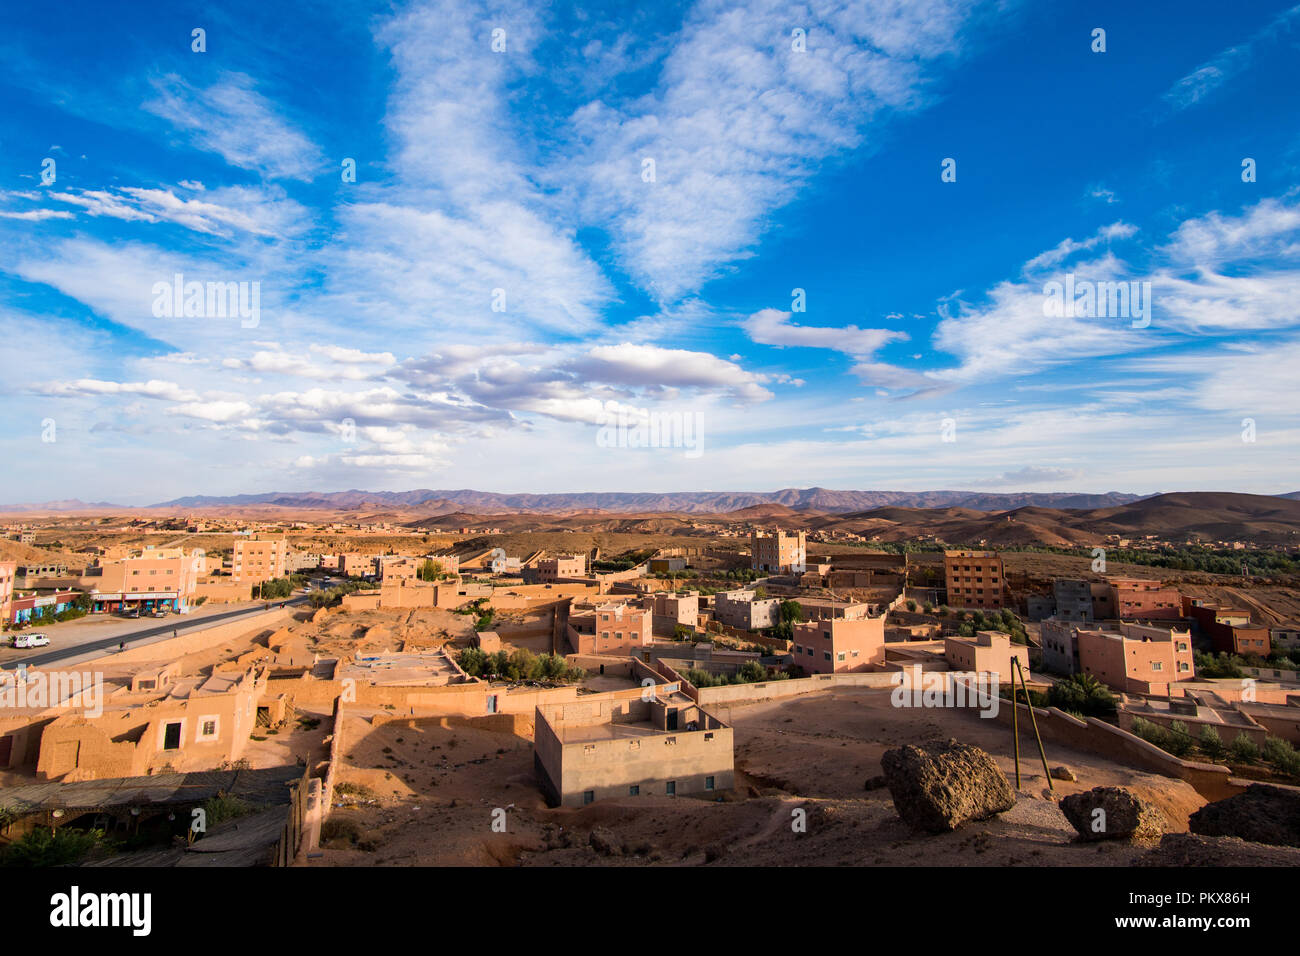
[304, 687, 1237, 868]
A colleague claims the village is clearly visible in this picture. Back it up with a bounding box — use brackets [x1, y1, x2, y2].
[1, 523, 1297, 866]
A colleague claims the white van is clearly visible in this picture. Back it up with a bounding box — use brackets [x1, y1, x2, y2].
[11, 632, 50, 649]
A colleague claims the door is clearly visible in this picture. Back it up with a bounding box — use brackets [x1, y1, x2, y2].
[486, 695, 498, 714]
[163, 722, 182, 750]
[666, 708, 678, 731]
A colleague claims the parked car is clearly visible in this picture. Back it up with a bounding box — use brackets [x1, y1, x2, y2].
[151, 608, 169, 618]
[12, 632, 50, 649]
[120, 608, 140, 618]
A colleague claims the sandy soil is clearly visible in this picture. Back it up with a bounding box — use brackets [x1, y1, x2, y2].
[304, 687, 1220, 868]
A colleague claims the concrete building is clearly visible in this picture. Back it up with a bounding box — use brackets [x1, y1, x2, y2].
[1076, 621, 1194, 696]
[1108, 577, 1181, 621]
[0, 561, 14, 629]
[792, 616, 886, 673]
[944, 630, 1028, 679]
[649, 557, 687, 575]
[643, 590, 699, 636]
[567, 602, 651, 656]
[792, 597, 875, 621]
[1040, 618, 1081, 675]
[525, 554, 587, 584]
[82, 547, 205, 613]
[713, 588, 780, 631]
[1053, 579, 1094, 623]
[943, 551, 1005, 610]
[1182, 598, 1271, 657]
[750, 531, 806, 574]
[231, 533, 288, 584]
[533, 685, 734, 807]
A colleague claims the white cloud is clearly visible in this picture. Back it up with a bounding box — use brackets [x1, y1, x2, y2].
[143, 72, 324, 181]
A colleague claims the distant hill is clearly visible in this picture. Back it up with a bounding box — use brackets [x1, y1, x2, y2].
[147, 487, 1149, 514]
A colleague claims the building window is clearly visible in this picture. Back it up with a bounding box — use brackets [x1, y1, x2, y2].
[1151, 661, 1163, 671]
[629, 785, 640, 796]
[666, 781, 676, 796]
[705, 776, 715, 791]
[197, 717, 219, 741]
[583, 790, 594, 805]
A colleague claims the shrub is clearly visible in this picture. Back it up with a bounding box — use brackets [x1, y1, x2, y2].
[1230, 733, 1260, 764]
[1198, 725, 1225, 759]
[1, 827, 103, 867]
[1165, 720, 1195, 757]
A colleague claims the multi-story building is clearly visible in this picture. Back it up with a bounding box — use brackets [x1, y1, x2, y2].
[82, 547, 205, 613]
[643, 590, 699, 636]
[1040, 618, 1082, 675]
[712, 588, 780, 631]
[1076, 622, 1194, 696]
[568, 603, 651, 656]
[0, 561, 15, 627]
[750, 531, 806, 574]
[525, 554, 587, 584]
[944, 630, 1029, 678]
[1108, 577, 1181, 620]
[792, 616, 885, 674]
[1182, 598, 1271, 657]
[231, 534, 288, 584]
[943, 551, 1005, 610]
[1053, 578, 1094, 622]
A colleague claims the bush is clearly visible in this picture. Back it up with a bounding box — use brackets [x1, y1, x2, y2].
[1230, 733, 1260, 764]
[1130, 717, 1169, 750]
[1, 827, 103, 867]
[1049, 673, 1117, 718]
[1198, 725, 1225, 760]
[1165, 720, 1195, 758]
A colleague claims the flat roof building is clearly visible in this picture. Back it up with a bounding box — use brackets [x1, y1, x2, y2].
[943, 551, 1005, 610]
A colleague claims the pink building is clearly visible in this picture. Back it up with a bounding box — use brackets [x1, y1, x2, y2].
[1076, 622, 1194, 696]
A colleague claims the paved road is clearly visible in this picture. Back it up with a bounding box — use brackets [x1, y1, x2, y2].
[8, 595, 310, 669]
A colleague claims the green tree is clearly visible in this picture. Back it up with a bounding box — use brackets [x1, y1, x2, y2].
[1198, 725, 1225, 759]
[1230, 733, 1260, 764]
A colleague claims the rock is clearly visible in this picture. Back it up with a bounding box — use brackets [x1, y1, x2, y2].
[1059, 787, 1167, 842]
[1051, 765, 1077, 782]
[880, 738, 1016, 833]
[1188, 784, 1300, 847]
[863, 775, 887, 791]
[588, 826, 623, 856]
[1136, 832, 1300, 867]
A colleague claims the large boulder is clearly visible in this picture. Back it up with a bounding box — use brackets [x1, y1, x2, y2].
[1188, 784, 1300, 847]
[880, 738, 1016, 833]
[1059, 786, 1167, 842]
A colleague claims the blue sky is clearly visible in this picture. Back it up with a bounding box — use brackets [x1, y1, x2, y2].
[2, 0, 1298, 504]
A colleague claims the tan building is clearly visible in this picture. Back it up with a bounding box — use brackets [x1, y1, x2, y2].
[643, 590, 700, 635]
[82, 547, 205, 613]
[35, 666, 274, 781]
[944, 550, 1005, 610]
[751, 531, 806, 574]
[525, 554, 587, 584]
[792, 616, 886, 673]
[567, 602, 651, 656]
[534, 684, 734, 807]
[232, 534, 288, 584]
[944, 630, 1029, 679]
